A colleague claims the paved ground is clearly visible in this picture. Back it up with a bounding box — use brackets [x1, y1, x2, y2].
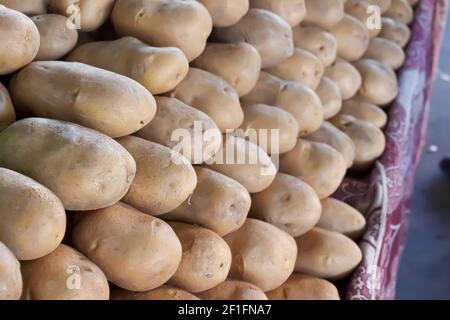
[396, 9, 450, 300]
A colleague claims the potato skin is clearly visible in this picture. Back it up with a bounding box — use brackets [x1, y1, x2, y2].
[72, 203, 182, 292]
[9, 61, 156, 138]
[0, 168, 66, 261]
[363, 37, 406, 70]
[192, 42, 262, 97]
[325, 58, 362, 100]
[224, 218, 297, 292]
[0, 83, 15, 132]
[340, 96, 388, 128]
[118, 136, 197, 215]
[111, 286, 199, 300]
[0, 0, 47, 15]
[0, 7, 40, 75]
[380, 17, 411, 48]
[304, 0, 344, 29]
[294, 228, 363, 280]
[163, 167, 251, 237]
[198, 280, 268, 300]
[249, 0, 306, 27]
[316, 76, 342, 120]
[250, 173, 322, 237]
[111, 0, 212, 61]
[199, 0, 249, 27]
[67, 37, 189, 95]
[344, 0, 381, 38]
[21, 244, 110, 300]
[0, 118, 136, 211]
[384, 0, 414, 25]
[0, 242, 22, 300]
[168, 223, 231, 293]
[366, 0, 392, 13]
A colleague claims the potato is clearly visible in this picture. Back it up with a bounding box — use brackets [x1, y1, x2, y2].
[366, 0, 392, 13]
[292, 24, 338, 67]
[111, 0, 212, 61]
[111, 286, 199, 300]
[212, 8, 294, 68]
[0, 168, 66, 261]
[316, 76, 342, 120]
[0, 118, 136, 211]
[167, 222, 231, 293]
[384, 0, 414, 25]
[163, 167, 251, 237]
[318, 198, 367, 239]
[340, 96, 388, 128]
[353, 58, 398, 106]
[224, 218, 297, 292]
[266, 274, 340, 300]
[0, 6, 40, 75]
[135, 96, 221, 164]
[325, 58, 362, 100]
[9, 61, 157, 138]
[250, 173, 321, 237]
[206, 135, 277, 193]
[32, 14, 78, 61]
[0, 242, 22, 300]
[0, 83, 15, 132]
[21, 244, 110, 300]
[265, 48, 324, 90]
[199, 0, 249, 27]
[240, 103, 299, 154]
[118, 136, 197, 215]
[198, 280, 268, 300]
[0, 0, 46, 15]
[249, 0, 306, 27]
[48, 0, 115, 32]
[192, 42, 261, 97]
[242, 72, 324, 136]
[328, 14, 370, 62]
[294, 228, 362, 280]
[72, 203, 182, 292]
[363, 37, 405, 70]
[408, 0, 419, 6]
[379, 17, 411, 48]
[345, 0, 381, 38]
[170, 68, 243, 132]
[280, 139, 347, 199]
[331, 114, 386, 170]
[304, 0, 344, 29]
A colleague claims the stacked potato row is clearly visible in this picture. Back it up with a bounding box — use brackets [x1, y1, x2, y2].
[0, 0, 417, 300]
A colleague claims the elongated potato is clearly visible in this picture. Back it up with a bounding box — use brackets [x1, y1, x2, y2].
[170, 68, 243, 132]
[0, 0, 47, 15]
[379, 17, 411, 48]
[118, 136, 197, 216]
[206, 135, 277, 193]
[250, 173, 321, 237]
[67, 37, 189, 95]
[345, 0, 381, 38]
[316, 76, 342, 120]
[249, 0, 306, 27]
[198, 280, 268, 300]
[72, 203, 182, 292]
[168, 223, 231, 293]
[111, 0, 212, 61]
[9, 61, 157, 138]
[363, 37, 405, 70]
[0, 168, 66, 261]
[384, 0, 414, 25]
[0, 242, 22, 300]
[199, 0, 249, 27]
[318, 198, 367, 239]
[21, 244, 110, 300]
[135, 96, 221, 164]
[304, 0, 344, 29]
[266, 274, 340, 300]
[0, 118, 136, 211]
[224, 218, 297, 292]
[111, 286, 199, 300]
[325, 58, 362, 100]
[294, 228, 362, 280]
[163, 167, 251, 237]
[212, 8, 294, 68]
[240, 103, 299, 154]
[0, 7, 40, 75]
[242, 72, 324, 136]
[366, 0, 392, 13]
[192, 42, 261, 96]
[340, 96, 388, 128]
[0, 83, 15, 132]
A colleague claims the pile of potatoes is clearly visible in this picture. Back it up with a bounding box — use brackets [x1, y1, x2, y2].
[0, 0, 417, 301]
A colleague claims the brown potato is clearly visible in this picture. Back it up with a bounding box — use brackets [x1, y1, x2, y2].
[224, 218, 297, 292]
[162, 167, 251, 237]
[363, 37, 405, 70]
[0, 242, 22, 300]
[340, 96, 388, 128]
[192, 42, 261, 97]
[199, 0, 249, 27]
[170, 68, 243, 132]
[325, 58, 362, 100]
[118, 136, 197, 216]
[198, 280, 268, 300]
[316, 76, 342, 120]
[250, 173, 322, 237]
[72, 203, 182, 292]
[384, 0, 414, 25]
[0, 118, 136, 211]
[379, 17, 411, 48]
[212, 8, 294, 68]
[21, 244, 110, 300]
[111, 286, 199, 300]
[304, 0, 344, 29]
[366, 0, 392, 13]
[0, 0, 47, 15]
[249, 0, 306, 27]
[408, 0, 419, 5]
[0, 83, 15, 132]
[9, 61, 157, 138]
[0, 168, 66, 261]
[111, 0, 212, 61]
[345, 0, 381, 38]
[294, 228, 362, 280]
